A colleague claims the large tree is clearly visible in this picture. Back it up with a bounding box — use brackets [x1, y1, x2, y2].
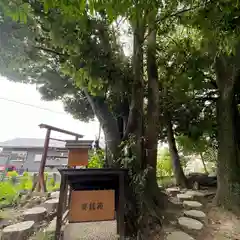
[177, 0, 240, 209]
[0, 1, 172, 237]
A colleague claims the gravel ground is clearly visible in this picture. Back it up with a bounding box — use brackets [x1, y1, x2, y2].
[63, 220, 118, 240]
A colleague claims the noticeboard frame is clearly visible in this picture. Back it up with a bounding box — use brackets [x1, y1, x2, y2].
[55, 168, 127, 240]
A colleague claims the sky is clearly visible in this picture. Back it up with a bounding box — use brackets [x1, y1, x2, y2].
[0, 76, 100, 142]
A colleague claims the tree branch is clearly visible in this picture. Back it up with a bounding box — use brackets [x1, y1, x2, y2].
[34, 46, 69, 57]
[155, 0, 213, 25]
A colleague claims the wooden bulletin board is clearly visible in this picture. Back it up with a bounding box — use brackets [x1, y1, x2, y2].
[69, 190, 115, 222]
[55, 168, 127, 240]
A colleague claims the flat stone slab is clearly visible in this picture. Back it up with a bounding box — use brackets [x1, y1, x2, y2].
[183, 201, 202, 209]
[63, 221, 118, 240]
[166, 188, 180, 197]
[184, 210, 206, 220]
[166, 231, 195, 240]
[177, 194, 193, 201]
[178, 217, 203, 230]
[22, 207, 47, 222]
[43, 198, 59, 212]
[1, 221, 35, 240]
[50, 191, 60, 199]
[185, 191, 204, 197]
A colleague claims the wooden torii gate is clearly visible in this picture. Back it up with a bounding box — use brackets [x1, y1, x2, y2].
[32, 123, 84, 192]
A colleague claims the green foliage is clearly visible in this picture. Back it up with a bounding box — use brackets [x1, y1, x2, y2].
[157, 176, 175, 188]
[0, 181, 19, 207]
[157, 147, 188, 178]
[7, 171, 18, 178]
[44, 172, 48, 181]
[22, 171, 29, 177]
[177, 135, 208, 156]
[157, 148, 173, 177]
[18, 174, 32, 190]
[88, 150, 105, 168]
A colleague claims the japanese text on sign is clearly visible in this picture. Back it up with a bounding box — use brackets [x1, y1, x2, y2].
[69, 190, 115, 222]
[81, 202, 104, 211]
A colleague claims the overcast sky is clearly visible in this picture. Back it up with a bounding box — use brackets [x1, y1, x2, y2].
[0, 20, 132, 144]
[0, 76, 100, 142]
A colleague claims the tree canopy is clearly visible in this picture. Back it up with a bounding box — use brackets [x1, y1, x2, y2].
[1, 0, 240, 237]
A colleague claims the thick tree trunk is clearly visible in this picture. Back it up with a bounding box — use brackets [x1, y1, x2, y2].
[200, 152, 208, 174]
[166, 111, 188, 188]
[145, 18, 159, 182]
[83, 89, 121, 165]
[215, 92, 240, 208]
[124, 18, 145, 167]
[215, 56, 240, 209]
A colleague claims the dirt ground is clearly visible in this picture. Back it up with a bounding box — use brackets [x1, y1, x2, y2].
[197, 206, 240, 240]
[161, 191, 240, 240]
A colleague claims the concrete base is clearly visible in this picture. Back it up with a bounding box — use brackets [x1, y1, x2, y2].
[63, 221, 118, 240]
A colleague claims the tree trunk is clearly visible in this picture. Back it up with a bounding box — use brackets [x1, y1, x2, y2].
[215, 56, 240, 209]
[124, 17, 145, 167]
[145, 18, 159, 182]
[215, 92, 240, 208]
[200, 152, 208, 174]
[83, 89, 121, 165]
[166, 111, 188, 188]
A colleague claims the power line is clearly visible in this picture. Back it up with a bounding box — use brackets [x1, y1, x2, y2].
[0, 96, 67, 115]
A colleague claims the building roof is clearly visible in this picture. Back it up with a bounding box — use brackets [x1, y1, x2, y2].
[0, 137, 105, 150]
[0, 138, 66, 149]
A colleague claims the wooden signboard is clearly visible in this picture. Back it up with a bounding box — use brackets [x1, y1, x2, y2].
[68, 149, 88, 166]
[69, 190, 115, 222]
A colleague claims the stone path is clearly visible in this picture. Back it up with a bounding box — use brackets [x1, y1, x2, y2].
[165, 187, 208, 240]
[0, 188, 210, 240]
[63, 221, 118, 240]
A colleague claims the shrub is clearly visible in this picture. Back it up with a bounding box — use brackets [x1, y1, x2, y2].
[157, 148, 173, 177]
[22, 171, 29, 177]
[88, 149, 105, 168]
[18, 174, 32, 190]
[0, 181, 19, 206]
[7, 171, 18, 178]
[7, 171, 19, 184]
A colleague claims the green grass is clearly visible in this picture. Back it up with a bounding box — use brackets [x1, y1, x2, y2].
[0, 172, 60, 208]
[157, 176, 175, 188]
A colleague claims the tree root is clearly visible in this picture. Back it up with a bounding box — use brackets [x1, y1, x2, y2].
[124, 179, 167, 239]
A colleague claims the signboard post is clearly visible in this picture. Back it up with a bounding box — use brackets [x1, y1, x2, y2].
[55, 168, 127, 240]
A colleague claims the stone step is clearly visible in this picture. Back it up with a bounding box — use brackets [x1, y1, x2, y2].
[177, 194, 193, 201]
[185, 191, 204, 198]
[166, 188, 180, 197]
[50, 191, 60, 199]
[178, 217, 203, 231]
[183, 200, 202, 209]
[184, 210, 206, 221]
[22, 207, 47, 223]
[166, 231, 195, 240]
[43, 198, 59, 213]
[1, 221, 35, 240]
